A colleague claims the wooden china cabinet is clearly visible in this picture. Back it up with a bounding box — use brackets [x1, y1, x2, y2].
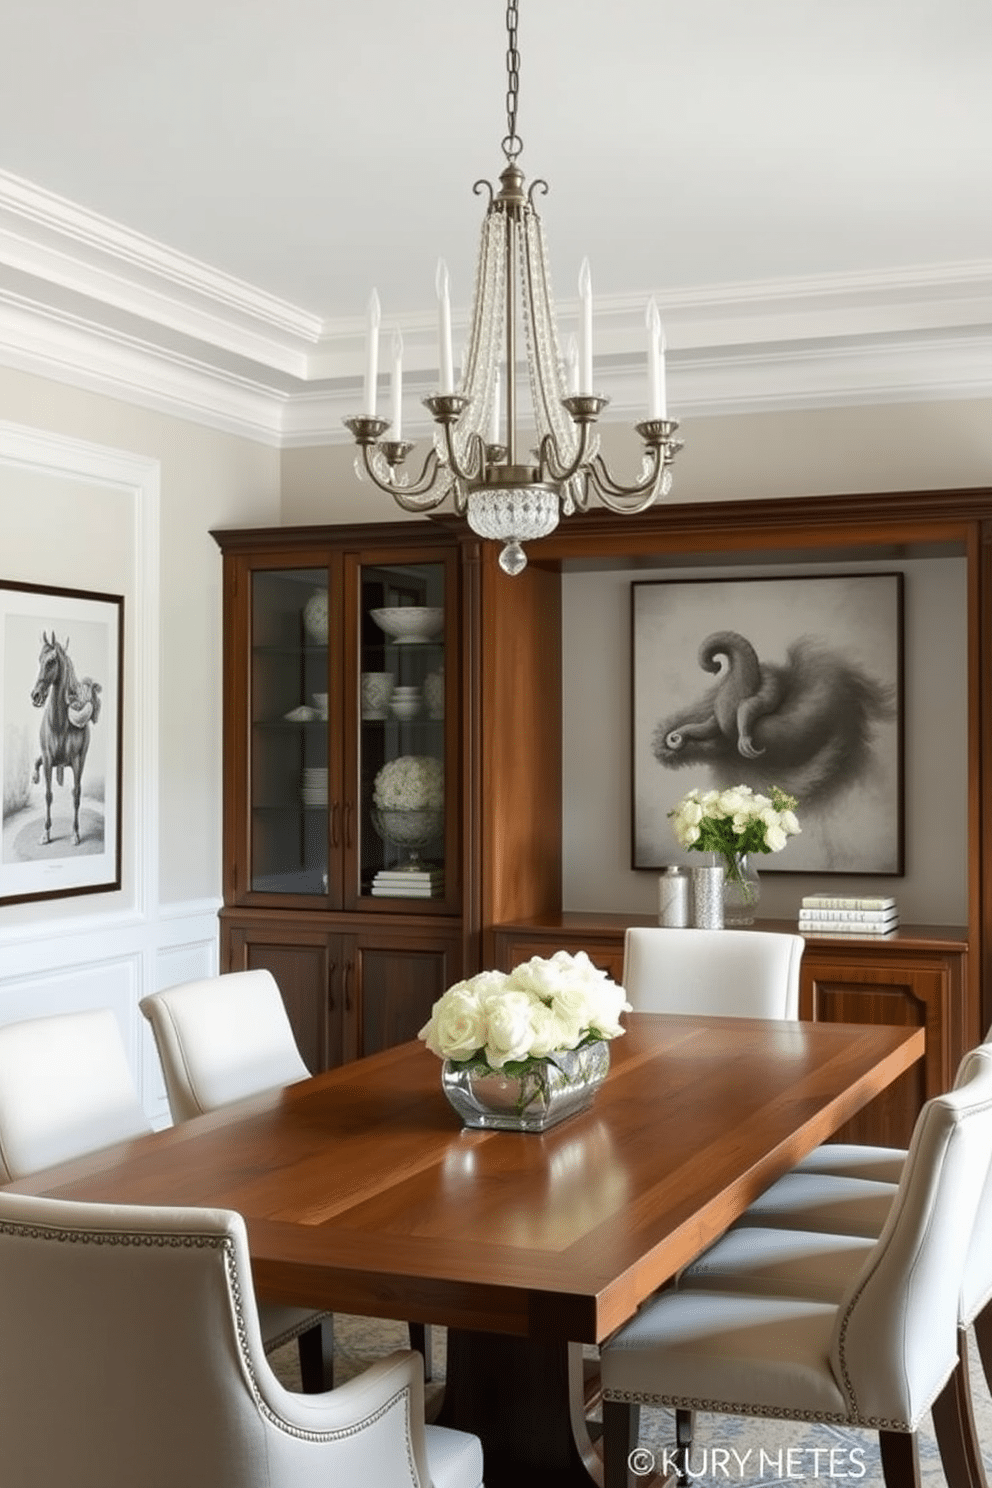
[212, 524, 473, 1070]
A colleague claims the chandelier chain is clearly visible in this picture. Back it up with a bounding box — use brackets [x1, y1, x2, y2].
[503, 0, 522, 162]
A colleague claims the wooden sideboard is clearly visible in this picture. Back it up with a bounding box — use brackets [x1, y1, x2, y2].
[491, 913, 969, 1147]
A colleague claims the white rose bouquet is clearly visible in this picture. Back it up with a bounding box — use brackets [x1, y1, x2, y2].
[669, 784, 801, 906]
[373, 755, 444, 811]
[419, 950, 631, 1089]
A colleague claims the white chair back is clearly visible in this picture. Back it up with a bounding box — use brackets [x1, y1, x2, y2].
[140, 970, 310, 1122]
[833, 1045, 992, 1423]
[0, 1192, 482, 1488]
[621, 926, 804, 1019]
[0, 1009, 150, 1182]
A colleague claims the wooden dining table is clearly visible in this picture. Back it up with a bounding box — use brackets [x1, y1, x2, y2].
[5, 1012, 924, 1488]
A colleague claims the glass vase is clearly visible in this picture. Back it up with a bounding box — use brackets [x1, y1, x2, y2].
[722, 851, 761, 926]
[441, 1041, 610, 1131]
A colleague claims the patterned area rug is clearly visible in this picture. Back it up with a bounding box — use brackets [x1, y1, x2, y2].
[269, 1317, 992, 1486]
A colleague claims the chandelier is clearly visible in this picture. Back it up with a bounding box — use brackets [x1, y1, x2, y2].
[343, 1, 683, 576]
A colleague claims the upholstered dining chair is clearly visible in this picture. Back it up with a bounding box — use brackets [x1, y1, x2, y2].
[0, 1007, 150, 1182]
[139, 969, 311, 1121]
[0, 1002, 332, 1397]
[599, 1046, 992, 1488]
[139, 969, 430, 1384]
[728, 1026, 992, 1238]
[677, 1039, 992, 1488]
[0, 1191, 484, 1488]
[621, 926, 804, 1019]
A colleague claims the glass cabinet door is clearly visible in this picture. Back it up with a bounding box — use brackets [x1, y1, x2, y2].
[357, 561, 447, 902]
[249, 566, 332, 897]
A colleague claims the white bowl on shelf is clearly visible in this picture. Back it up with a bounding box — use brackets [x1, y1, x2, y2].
[369, 607, 444, 645]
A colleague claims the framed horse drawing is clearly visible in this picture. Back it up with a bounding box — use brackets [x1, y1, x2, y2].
[0, 579, 122, 905]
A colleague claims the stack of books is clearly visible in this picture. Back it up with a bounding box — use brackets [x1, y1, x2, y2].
[798, 895, 899, 936]
[371, 867, 445, 899]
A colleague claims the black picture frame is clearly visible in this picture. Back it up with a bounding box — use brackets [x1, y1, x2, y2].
[0, 579, 123, 904]
[631, 572, 904, 875]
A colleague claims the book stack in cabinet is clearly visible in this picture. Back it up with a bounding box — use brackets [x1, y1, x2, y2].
[798, 895, 900, 936]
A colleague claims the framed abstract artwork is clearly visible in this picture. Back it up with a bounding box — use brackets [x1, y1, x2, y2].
[0, 579, 123, 904]
[631, 572, 904, 874]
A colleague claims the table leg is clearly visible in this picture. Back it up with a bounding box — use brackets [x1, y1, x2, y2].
[436, 1328, 603, 1487]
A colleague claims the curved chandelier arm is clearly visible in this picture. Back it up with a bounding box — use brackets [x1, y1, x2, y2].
[582, 420, 683, 513]
[583, 447, 668, 513]
[580, 418, 684, 513]
[363, 444, 451, 509]
[537, 408, 600, 485]
[343, 417, 450, 508]
[424, 396, 487, 486]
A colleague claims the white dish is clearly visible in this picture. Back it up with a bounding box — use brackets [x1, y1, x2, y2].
[390, 697, 422, 720]
[285, 706, 317, 722]
[369, 607, 444, 645]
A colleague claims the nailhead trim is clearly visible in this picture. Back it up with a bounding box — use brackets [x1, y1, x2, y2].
[2, 1215, 420, 1479]
[600, 1386, 912, 1431]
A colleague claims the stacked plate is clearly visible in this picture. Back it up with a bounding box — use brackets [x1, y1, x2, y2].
[301, 767, 327, 808]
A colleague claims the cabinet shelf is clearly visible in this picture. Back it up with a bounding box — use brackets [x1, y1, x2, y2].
[252, 643, 328, 657]
[254, 720, 328, 731]
[251, 803, 328, 813]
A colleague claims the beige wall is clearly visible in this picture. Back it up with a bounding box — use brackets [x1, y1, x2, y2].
[596, 397, 992, 503]
[562, 554, 968, 923]
[0, 367, 281, 909]
[280, 442, 434, 528]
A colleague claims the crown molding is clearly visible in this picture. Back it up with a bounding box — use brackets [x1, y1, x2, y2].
[1, 169, 991, 445]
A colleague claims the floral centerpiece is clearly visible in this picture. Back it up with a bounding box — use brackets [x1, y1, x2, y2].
[668, 784, 801, 923]
[419, 950, 632, 1130]
[373, 755, 444, 811]
[371, 755, 444, 864]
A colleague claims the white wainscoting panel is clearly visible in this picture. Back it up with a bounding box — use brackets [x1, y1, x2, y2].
[0, 898, 220, 1129]
[0, 421, 220, 1130]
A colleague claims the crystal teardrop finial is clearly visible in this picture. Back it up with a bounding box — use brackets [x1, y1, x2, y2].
[499, 541, 528, 576]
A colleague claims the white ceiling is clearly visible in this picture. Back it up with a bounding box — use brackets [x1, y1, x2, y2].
[1, 0, 991, 444]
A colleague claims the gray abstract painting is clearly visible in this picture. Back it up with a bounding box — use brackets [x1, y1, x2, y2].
[631, 573, 903, 874]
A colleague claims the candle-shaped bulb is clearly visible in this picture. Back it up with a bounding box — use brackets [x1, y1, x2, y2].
[566, 335, 579, 396]
[578, 258, 593, 395]
[390, 328, 404, 440]
[436, 259, 454, 394]
[646, 298, 667, 421]
[363, 289, 381, 417]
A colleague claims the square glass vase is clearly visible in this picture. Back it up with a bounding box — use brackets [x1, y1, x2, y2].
[440, 1041, 610, 1132]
